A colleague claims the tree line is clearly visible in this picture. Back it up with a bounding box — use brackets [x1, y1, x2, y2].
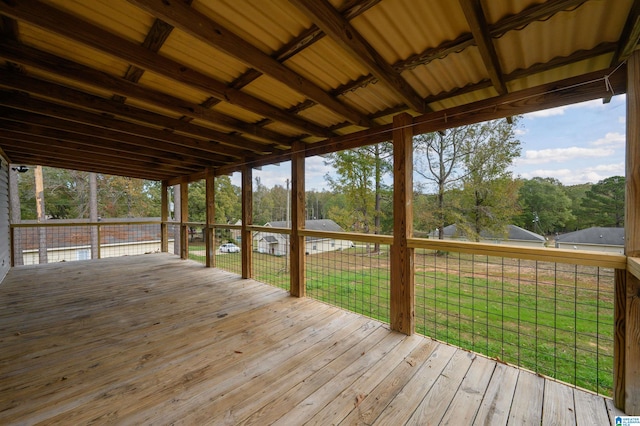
[13, 118, 624, 238]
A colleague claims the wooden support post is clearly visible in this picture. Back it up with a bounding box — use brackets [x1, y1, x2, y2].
[290, 142, 306, 297]
[241, 165, 252, 279]
[161, 180, 169, 253]
[180, 178, 188, 260]
[390, 113, 414, 335]
[205, 168, 215, 268]
[624, 50, 640, 414]
[89, 172, 98, 259]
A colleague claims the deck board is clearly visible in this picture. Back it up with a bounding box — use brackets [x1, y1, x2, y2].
[0, 254, 620, 425]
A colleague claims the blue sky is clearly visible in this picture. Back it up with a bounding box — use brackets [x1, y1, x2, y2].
[242, 94, 627, 191]
[512, 94, 626, 186]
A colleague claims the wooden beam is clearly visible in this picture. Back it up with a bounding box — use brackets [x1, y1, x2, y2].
[0, 39, 290, 145]
[390, 113, 414, 335]
[241, 165, 253, 279]
[625, 50, 640, 414]
[290, 141, 306, 297]
[0, 94, 248, 159]
[459, 0, 507, 95]
[611, 0, 640, 66]
[0, 136, 191, 175]
[205, 168, 215, 268]
[126, 0, 373, 128]
[0, 70, 287, 153]
[0, 149, 167, 180]
[0, 0, 334, 138]
[289, 0, 427, 113]
[0, 118, 223, 169]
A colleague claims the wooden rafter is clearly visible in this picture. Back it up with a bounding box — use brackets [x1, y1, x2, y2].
[0, 39, 288, 145]
[611, 0, 640, 66]
[289, 0, 427, 113]
[0, 0, 333, 138]
[459, 0, 507, 95]
[0, 118, 227, 169]
[126, 0, 374, 128]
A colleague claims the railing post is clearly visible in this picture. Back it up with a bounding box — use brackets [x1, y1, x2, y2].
[390, 113, 414, 335]
[161, 180, 168, 253]
[290, 141, 306, 297]
[623, 49, 640, 414]
[241, 165, 253, 278]
[205, 168, 215, 268]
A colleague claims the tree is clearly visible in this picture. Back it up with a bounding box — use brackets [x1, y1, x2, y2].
[458, 119, 522, 240]
[414, 118, 522, 238]
[214, 175, 241, 224]
[563, 183, 591, 231]
[516, 177, 574, 234]
[324, 143, 392, 247]
[581, 176, 625, 227]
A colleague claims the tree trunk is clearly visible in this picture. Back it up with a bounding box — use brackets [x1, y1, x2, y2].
[9, 166, 23, 266]
[34, 165, 48, 264]
[89, 172, 99, 259]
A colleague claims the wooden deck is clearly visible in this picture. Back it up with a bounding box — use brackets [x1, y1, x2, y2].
[0, 254, 624, 425]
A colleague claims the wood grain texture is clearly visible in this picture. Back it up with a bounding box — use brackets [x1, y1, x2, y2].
[390, 113, 414, 335]
[290, 141, 306, 297]
[241, 165, 252, 279]
[0, 255, 617, 424]
[626, 50, 640, 414]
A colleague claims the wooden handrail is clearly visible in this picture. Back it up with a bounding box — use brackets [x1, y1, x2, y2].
[409, 238, 627, 269]
[299, 229, 394, 245]
[11, 220, 162, 227]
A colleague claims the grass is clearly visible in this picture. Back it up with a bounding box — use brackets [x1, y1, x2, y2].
[188, 242, 615, 396]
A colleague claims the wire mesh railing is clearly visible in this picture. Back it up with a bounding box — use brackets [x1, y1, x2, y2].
[211, 224, 242, 275]
[251, 226, 290, 291]
[303, 232, 391, 324]
[412, 240, 619, 396]
[11, 221, 163, 265]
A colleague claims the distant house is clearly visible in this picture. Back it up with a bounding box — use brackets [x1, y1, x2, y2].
[555, 227, 624, 254]
[254, 219, 353, 256]
[429, 224, 546, 248]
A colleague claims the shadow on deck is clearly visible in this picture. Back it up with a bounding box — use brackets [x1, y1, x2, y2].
[0, 254, 623, 425]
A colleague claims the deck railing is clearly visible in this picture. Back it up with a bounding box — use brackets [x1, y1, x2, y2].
[248, 228, 624, 397]
[10, 221, 164, 265]
[10, 222, 626, 396]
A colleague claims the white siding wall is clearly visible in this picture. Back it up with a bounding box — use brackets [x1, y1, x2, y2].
[0, 157, 10, 283]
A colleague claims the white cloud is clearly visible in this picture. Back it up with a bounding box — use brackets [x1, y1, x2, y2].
[619, 116, 626, 124]
[590, 132, 625, 148]
[517, 162, 624, 185]
[526, 106, 567, 118]
[515, 147, 615, 165]
[524, 95, 625, 120]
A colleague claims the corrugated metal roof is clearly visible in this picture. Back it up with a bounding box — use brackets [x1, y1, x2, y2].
[0, 0, 635, 180]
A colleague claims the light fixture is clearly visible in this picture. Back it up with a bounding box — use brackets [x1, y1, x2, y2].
[11, 166, 29, 173]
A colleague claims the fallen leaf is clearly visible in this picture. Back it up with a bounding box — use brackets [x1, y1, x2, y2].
[355, 394, 365, 407]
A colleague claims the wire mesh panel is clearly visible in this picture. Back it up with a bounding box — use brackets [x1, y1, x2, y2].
[13, 222, 163, 264]
[414, 248, 614, 396]
[252, 228, 290, 291]
[213, 226, 242, 275]
[305, 239, 390, 324]
[98, 223, 162, 258]
[186, 223, 207, 265]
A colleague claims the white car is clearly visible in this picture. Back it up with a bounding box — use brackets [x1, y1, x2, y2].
[219, 243, 240, 253]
